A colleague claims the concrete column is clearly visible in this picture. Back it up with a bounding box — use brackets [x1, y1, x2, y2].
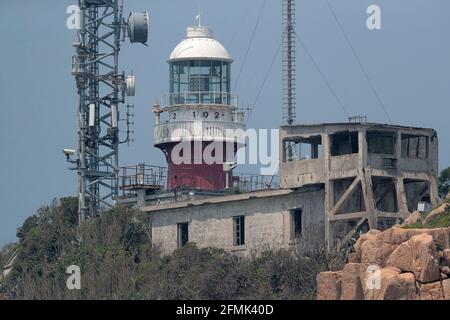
[358, 128, 366, 168]
[396, 131, 402, 159]
[137, 189, 146, 208]
[323, 133, 333, 250]
[396, 177, 409, 216]
[429, 175, 439, 207]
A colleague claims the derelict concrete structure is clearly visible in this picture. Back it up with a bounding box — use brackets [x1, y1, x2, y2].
[280, 122, 439, 250]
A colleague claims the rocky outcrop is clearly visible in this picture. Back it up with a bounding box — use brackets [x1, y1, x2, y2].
[443, 279, 450, 300]
[316, 271, 342, 300]
[422, 203, 450, 225]
[317, 225, 450, 300]
[419, 282, 445, 300]
[386, 234, 441, 283]
[403, 211, 421, 225]
[340, 263, 364, 300]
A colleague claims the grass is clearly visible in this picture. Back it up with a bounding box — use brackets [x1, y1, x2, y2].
[422, 211, 450, 229]
[402, 201, 450, 229]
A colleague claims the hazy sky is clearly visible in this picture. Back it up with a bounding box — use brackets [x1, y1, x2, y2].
[0, 0, 449, 246]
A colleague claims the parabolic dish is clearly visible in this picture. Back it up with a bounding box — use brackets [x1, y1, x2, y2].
[128, 11, 149, 44]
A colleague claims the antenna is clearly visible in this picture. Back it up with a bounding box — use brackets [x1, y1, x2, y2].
[282, 0, 296, 160]
[125, 104, 135, 146]
[195, 11, 202, 27]
[70, 0, 149, 223]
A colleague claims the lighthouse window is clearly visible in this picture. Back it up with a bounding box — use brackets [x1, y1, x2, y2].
[189, 77, 209, 92]
[170, 60, 231, 105]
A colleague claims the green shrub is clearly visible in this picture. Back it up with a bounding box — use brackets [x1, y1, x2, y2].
[3, 198, 343, 300]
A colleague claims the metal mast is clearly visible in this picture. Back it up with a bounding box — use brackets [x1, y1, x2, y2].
[282, 0, 296, 126]
[71, 0, 147, 222]
[282, 0, 296, 161]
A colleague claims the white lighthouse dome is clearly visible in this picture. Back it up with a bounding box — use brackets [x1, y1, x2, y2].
[168, 26, 233, 62]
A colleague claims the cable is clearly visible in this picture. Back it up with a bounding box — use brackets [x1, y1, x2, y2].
[253, 41, 282, 108]
[248, 39, 283, 121]
[294, 32, 350, 118]
[325, 0, 392, 123]
[233, 0, 267, 92]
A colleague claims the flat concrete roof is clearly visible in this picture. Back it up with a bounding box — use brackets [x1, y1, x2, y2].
[280, 122, 436, 133]
[142, 185, 323, 213]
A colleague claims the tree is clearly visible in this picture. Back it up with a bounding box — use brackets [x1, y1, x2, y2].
[439, 166, 450, 198]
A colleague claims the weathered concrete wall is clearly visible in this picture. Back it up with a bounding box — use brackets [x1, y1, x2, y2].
[150, 188, 325, 255]
[280, 123, 438, 190]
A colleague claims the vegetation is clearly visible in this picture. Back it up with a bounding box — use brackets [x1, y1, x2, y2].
[439, 166, 450, 198]
[403, 198, 450, 229]
[0, 197, 343, 300]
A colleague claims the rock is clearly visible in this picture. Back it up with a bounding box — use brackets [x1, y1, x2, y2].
[393, 273, 419, 300]
[316, 271, 342, 300]
[380, 227, 450, 251]
[387, 234, 440, 283]
[443, 249, 450, 266]
[354, 229, 381, 260]
[386, 240, 413, 271]
[340, 263, 364, 300]
[403, 211, 422, 225]
[419, 282, 444, 300]
[441, 266, 450, 275]
[425, 228, 450, 251]
[348, 253, 358, 263]
[360, 238, 397, 267]
[361, 266, 407, 300]
[443, 279, 450, 300]
[422, 202, 450, 225]
[378, 226, 413, 245]
[411, 234, 441, 283]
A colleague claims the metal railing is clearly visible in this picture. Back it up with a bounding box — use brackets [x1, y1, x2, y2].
[161, 91, 238, 107]
[348, 115, 367, 123]
[154, 120, 246, 145]
[118, 165, 280, 198]
[232, 173, 280, 193]
[120, 164, 167, 195]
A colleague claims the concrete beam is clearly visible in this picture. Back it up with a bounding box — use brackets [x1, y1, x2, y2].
[377, 211, 409, 219]
[395, 177, 408, 214]
[329, 177, 361, 216]
[337, 216, 367, 251]
[329, 211, 366, 221]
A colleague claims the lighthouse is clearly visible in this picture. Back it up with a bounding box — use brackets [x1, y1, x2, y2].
[154, 22, 245, 191]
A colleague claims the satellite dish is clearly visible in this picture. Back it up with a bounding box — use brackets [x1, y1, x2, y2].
[128, 11, 149, 44]
[125, 75, 136, 96]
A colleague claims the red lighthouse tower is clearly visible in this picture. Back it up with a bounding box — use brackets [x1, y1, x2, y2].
[154, 23, 245, 191]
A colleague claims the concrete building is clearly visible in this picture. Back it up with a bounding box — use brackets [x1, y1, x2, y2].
[118, 122, 438, 255]
[145, 187, 324, 255]
[280, 122, 439, 250]
[117, 23, 439, 255]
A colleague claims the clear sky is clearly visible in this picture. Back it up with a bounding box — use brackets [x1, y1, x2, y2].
[0, 0, 449, 247]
